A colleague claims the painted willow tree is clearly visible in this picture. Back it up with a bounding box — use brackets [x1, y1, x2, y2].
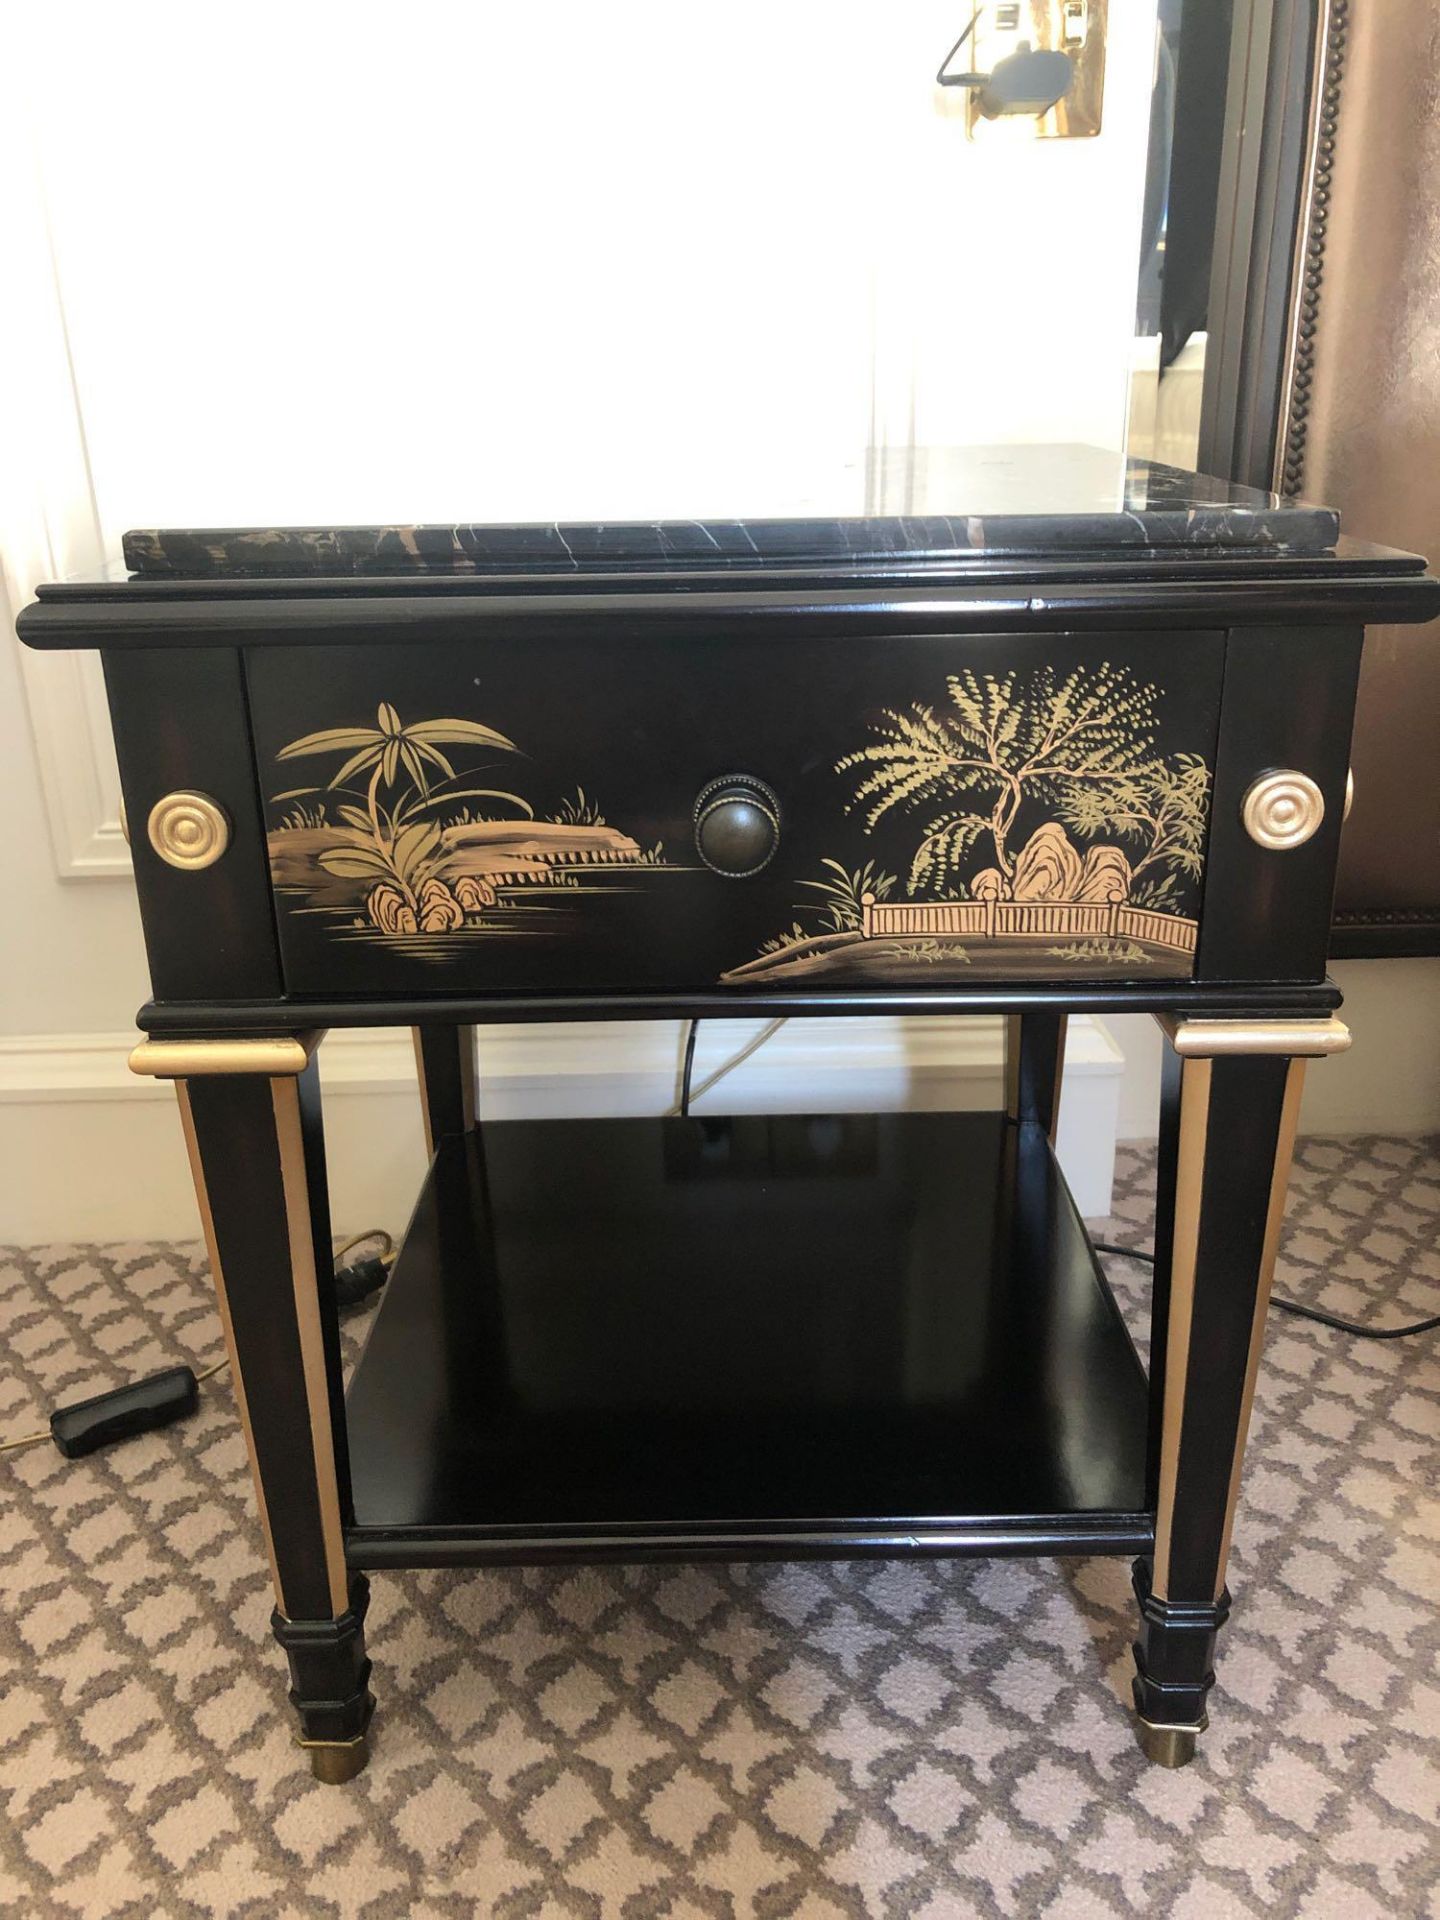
[1057, 751, 1211, 911]
[837, 664, 1208, 902]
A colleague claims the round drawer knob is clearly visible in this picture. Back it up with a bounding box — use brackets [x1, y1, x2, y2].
[147, 790, 231, 870]
[1241, 771, 1325, 851]
[694, 776, 780, 877]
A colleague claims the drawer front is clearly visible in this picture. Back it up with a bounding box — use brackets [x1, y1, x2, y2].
[245, 631, 1225, 996]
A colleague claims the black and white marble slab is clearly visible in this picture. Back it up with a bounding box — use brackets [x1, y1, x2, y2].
[121, 445, 1340, 578]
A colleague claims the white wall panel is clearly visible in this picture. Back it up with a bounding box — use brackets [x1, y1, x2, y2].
[0, 1016, 1126, 1243]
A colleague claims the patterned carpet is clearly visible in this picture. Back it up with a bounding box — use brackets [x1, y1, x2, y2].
[1, 1136, 1437, 1919]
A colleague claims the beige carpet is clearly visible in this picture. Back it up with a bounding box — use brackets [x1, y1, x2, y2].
[1, 1136, 1437, 1918]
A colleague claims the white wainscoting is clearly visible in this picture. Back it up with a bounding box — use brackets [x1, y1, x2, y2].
[0, 1016, 1124, 1245]
[1, 87, 127, 880]
[15, 649, 129, 877]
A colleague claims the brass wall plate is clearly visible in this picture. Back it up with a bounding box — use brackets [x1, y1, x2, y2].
[966, 0, 1108, 140]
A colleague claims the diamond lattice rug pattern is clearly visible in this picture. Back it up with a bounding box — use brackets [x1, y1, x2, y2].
[1, 1136, 1438, 1918]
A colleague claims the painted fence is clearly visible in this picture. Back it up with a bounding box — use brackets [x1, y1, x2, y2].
[858, 894, 1198, 955]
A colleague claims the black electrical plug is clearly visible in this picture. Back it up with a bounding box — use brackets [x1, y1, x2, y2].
[17, 1238, 392, 1460]
[49, 1366, 199, 1458]
[332, 1252, 390, 1311]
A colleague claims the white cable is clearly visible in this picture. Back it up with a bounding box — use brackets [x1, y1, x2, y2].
[667, 1017, 790, 1116]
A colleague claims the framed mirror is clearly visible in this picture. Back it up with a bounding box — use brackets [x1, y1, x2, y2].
[1152, 1, 1440, 956]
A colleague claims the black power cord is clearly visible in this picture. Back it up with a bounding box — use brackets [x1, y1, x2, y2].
[2, 1231, 395, 1459]
[680, 1018, 700, 1119]
[1092, 1241, 1440, 1341]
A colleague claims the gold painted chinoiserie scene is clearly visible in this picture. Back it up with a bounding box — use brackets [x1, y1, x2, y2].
[264, 664, 1210, 984]
[264, 700, 670, 952]
[732, 663, 1207, 982]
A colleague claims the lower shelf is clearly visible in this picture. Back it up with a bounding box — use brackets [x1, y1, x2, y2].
[344, 1112, 1153, 1566]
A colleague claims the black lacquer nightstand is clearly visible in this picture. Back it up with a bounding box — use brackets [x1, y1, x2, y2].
[19, 446, 1438, 1781]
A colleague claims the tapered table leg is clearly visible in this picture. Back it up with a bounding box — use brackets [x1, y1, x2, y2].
[1130, 1018, 1345, 1765]
[133, 1033, 373, 1783]
[1006, 1012, 1067, 1140]
[413, 1024, 478, 1155]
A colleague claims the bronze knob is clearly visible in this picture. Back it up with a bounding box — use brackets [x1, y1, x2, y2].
[694, 776, 780, 877]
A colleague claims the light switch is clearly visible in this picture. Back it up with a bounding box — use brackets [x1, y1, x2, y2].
[1062, 2, 1089, 50]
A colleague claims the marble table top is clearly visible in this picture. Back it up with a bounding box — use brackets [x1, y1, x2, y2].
[120, 446, 1340, 578]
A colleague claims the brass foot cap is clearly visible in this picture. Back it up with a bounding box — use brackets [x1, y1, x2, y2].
[303, 1735, 370, 1784]
[1136, 1717, 1206, 1769]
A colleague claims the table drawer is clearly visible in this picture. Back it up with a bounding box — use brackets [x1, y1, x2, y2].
[245, 631, 1225, 996]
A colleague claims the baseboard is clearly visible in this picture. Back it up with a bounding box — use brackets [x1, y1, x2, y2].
[0, 1016, 1122, 1243]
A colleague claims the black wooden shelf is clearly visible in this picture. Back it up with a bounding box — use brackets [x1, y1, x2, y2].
[343, 1111, 1153, 1568]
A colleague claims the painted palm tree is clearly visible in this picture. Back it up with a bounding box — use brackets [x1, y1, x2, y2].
[837, 664, 1163, 895]
[274, 702, 531, 931]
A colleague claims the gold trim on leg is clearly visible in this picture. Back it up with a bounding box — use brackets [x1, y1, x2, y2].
[175, 1083, 287, 1611]
[1137, 1716, 1207, 1768]
[1151, 1056, 1212, 1602]
[1209, 1058, 1307, 1600]
[270, 1077, 352, 1619]
[1155, 1015, 1349, 1058]
[131, 1031, 325, 1079]
[300, 1733, 371, 1784]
